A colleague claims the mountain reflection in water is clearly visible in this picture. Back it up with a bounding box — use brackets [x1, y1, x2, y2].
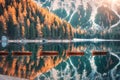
[0, 42, 120, 80]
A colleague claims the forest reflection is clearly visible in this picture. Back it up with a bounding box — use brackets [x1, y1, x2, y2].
[0, 42, 120, 79]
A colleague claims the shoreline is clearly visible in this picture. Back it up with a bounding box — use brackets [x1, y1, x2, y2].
[0, 38, 120, 43]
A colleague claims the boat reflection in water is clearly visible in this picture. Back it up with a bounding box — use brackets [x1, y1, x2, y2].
[92, 51, 108, 56]
[0, 42, 120, 80]
[12, 51, 32, 56]
[0, 51, 8, 56]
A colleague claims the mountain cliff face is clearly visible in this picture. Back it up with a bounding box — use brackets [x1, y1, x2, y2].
[35, 0, 120, 39]
[0, 0, 75, 39]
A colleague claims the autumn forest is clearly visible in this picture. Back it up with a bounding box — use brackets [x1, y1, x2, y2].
[0, 0, 76, 40]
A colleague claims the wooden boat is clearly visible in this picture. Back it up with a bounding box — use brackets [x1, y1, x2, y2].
[0, 51, 8, 55]
[12, 51, 32, 56]
[92, 51, 107, 56]
[39, 51, 59, 56]
[67, 51, 84, 56]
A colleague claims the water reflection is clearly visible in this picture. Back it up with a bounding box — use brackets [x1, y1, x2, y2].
[38, 42, 120, 80]
[0, 42, 120, 80]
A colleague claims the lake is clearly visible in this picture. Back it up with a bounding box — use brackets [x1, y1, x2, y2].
[0, 41, 120, 80]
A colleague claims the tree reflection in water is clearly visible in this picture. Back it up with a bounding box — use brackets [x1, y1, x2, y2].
[0, 42, 120, 79]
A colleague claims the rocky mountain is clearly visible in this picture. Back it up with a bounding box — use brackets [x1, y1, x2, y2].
[35, 0, 120, 39]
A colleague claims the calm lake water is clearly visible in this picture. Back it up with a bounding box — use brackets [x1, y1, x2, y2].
[0, 42, 120, 80]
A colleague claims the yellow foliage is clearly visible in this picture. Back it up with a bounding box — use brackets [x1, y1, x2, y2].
[22, 26, 25, 37]
[36, 16, 40, 23]
[66, 24, 70, 32]
[8, 6, 17, 24]
[18, 2, 22, 13]
[36, 24, 43, 37]
[27, 19, 30, 27]
[3, 8, 8, 20]
[0, 0, 75, 39]
[13, 0, 17, 8]
[40, 8, 48, 17]
[0, 15, 7, 31]
[44, 13, 55, 26]
[31, 16, 35, 21]
[0, 0, 5, 4]
[23, 9, 27, 17]
[8, 6, 16, 16]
